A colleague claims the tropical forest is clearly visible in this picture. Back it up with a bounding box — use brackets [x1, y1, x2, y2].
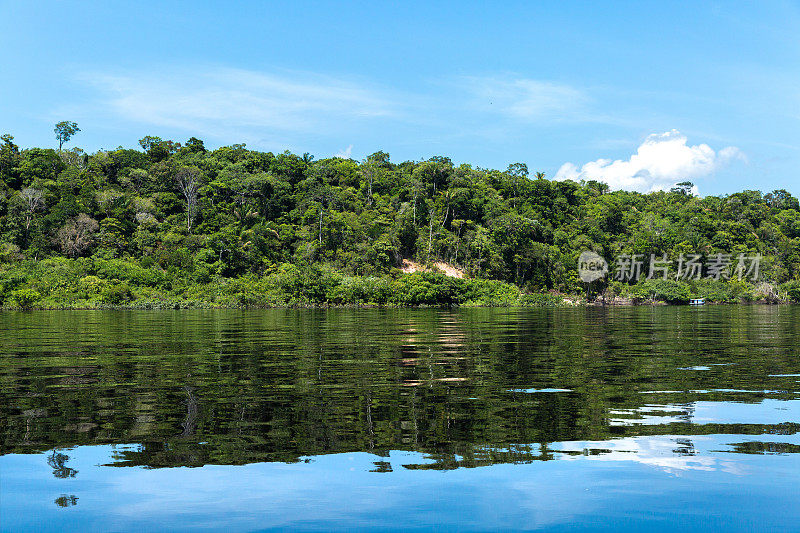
[1, 126, 799, 309]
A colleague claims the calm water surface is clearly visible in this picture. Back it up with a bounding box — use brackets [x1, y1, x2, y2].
[1, 306, 799, 532]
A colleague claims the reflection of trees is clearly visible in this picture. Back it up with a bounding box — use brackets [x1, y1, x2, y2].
[54, 494, 78, 507]
[673, 438, 696, 456]
[370, 460, 392, 472]
[47, 450, 77, 478]
[1, 307, 799, 470]
[181, 386, 199, 437]
[727, 441, 800, 454]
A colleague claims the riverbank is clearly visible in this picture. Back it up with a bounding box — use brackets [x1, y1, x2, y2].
[2, 257, 798, 310]
[0, 257, 569, 310]
[3, 299, 794, 311]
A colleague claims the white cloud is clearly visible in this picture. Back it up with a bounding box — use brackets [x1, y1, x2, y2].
[464, 77, 588, 120]
[334, 144, 353, 159]
[555, 130, 745, 192]
[79, 67, 394, 142]
[552, 435, 744, 475]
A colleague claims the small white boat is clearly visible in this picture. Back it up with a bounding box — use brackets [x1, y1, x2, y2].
[689, 298, 706, 306]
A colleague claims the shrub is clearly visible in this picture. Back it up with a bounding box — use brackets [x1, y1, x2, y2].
[0, 272, 27, 304]
[641, 279, 691, 304]
[782, 280, 800, 302]
[462, 278, 520, 306]
[519, 292, 566, 307]
[94, 258, 166, 287]
[9, 288, 41, 309]
[0, 243, 22, 263]
[101, 282, 132, 305]
[324, 276, 392, 305]
[264, 263, 341, 305]
[690, 279, 755, 303]
[390, 272, 465, 306]
[78, 275, 106, 298]
[193, 265, 212, 284]
[327, 276, 367, 305]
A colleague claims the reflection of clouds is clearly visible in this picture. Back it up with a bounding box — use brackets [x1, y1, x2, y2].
[104, 454, 407, 529]
[508, 476, 601, 530]
[6, 438, 800, 532]
[610, 404, 693, 426]
[611, 399, 800, 427]
[552, 436, 745, 475]
[398, 432, 778, 475]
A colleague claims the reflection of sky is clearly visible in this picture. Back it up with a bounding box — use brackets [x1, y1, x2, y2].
[611, 399, 800, 426]
[3, 434, 800, 533]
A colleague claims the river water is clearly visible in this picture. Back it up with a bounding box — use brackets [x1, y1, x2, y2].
[1, 307, 799, 531]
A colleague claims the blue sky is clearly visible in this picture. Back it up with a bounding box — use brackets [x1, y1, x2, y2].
[1, 1, 799, 195]
[5, 434, 800, 531]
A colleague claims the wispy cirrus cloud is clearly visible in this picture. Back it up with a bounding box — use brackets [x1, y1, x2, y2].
[71, 68, 597, 153]
[555, 129, 746, 192]
[76, 67, 396, 144]
[69, 67, 744, 187]
[461, 76, 589, 121]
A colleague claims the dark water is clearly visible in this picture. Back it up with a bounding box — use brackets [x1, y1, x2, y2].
[1, 307, 800, 532]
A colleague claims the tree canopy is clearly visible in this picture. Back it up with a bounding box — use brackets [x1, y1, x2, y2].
[54, 121, 80, 151]
[1, 131, 799, 308]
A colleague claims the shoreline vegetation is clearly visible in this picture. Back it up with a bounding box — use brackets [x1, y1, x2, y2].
[1, 130, 800, 310]
[0, 256, 795, 310]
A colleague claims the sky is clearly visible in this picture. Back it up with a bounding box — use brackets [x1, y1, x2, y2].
[1, 1, 799, 196]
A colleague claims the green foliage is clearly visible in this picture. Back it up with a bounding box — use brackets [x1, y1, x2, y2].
[1, 132, 799, 308]
[518, 292, 567, 307]
[622, 278, 760, 304]
[391, 272, 463, 306]
[101, 281, 132, 305]
[0, 270, 27, 304]
[327, 276, 392, 305]
[9, 288, 41, 309]
[630, 279, 692, 304]
[54, 121, 80, 150]
[782, 280, 800, 302]
[462, 278, 521, 306]
[690, 279, 756, 304]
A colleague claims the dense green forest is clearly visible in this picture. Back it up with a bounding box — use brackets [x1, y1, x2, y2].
[1, 127, 799, 308]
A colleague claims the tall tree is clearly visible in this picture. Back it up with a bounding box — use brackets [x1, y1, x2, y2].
[54, 121, 80, 151]
[57, 213, 99, 257]
[360, 160, 379, 205]
[20, 187, 44, 231]
[670, 181, 695, 196]
[0, 134, 21, 187]
[175, 166, 201, 233]
[185, 137, 206, 153]
[307, 183, 337, 246]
